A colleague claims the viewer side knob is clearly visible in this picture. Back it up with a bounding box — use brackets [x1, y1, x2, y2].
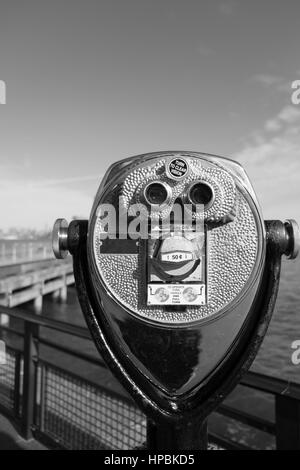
[285, 219, 300, 260]
[52, 218, 69, 259]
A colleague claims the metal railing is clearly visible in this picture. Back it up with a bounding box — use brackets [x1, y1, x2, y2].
[0, 239, 53, 266]
[0, 304, 300, 450]
[211, 372, 300, 450]
[0, 306, 146, 450]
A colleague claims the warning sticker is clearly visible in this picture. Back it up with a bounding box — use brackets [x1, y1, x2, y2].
[167, 158, 189, 180]
[147, 283, 206, 306]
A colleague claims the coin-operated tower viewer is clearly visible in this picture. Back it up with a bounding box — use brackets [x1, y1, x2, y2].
[53, 151, 299, 450]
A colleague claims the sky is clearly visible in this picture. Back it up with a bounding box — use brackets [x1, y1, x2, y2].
[0, 0, 300, 230]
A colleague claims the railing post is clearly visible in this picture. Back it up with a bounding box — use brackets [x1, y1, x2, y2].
[12, 243, 17, 263]
[275, 395, 300, 449]
[33, 283, 43, 314]
[1, 243, 6, 262]
[29, 242, 33, 261]
[147, 418, 208, 450]
[39, 365, 46, 433]
[22, 320, 39, 439]
[59, 275, 68, 303]
[13, 351, 21, 418]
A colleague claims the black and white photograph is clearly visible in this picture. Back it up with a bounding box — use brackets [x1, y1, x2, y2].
[0, 0, 300, 455]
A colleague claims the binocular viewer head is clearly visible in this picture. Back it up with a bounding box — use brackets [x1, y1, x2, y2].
[53, 151, 299, 427]
[87, 151, 266, 325]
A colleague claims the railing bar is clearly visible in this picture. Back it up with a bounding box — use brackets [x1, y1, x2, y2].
[216, 404, 275, 435]
[0, 404, 16, 420]
[0, 306, 91, 340]
[1, 310, 300, 398]
[4, 344, 23, 355]
[241, 371, 300, 400]
[0, 258, 72, 269]
[38, 337, 106, 368]
[208, 432, 251, 451]
[0, 325, 24, 337]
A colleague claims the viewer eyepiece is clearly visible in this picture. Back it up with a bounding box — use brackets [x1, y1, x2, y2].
[144, 181, 170, 206]
[188, 181, 214, 207]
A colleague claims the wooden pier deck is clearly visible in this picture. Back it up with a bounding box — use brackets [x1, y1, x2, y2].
[0, 257, 74, 314]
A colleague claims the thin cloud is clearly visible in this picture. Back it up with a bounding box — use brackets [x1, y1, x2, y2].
[278, 105, 300, 123]
[32, 175, 103, 188]
[0, 173, 103, 188]
[251, 74, 293, 95]
[195, 44, 215, 57]
[0, 166, 100, 229]
[264, 119, 282, 132]
[252, 74, 283, 86]
[0, 182, 93, 230]
[234, 105, 300, 222]
[218, 1, 237, 17]
[264, 105, 300, 133]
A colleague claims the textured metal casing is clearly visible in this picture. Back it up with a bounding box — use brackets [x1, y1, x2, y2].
[87, 151, 265, 327]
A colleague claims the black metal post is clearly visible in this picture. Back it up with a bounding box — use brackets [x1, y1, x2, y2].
[276, 395, 300, 450]
[39, 364, 46, 433]
[22, 320, 39, 439]
[13, 351, 21, 418]
[147, 418, 208, 450]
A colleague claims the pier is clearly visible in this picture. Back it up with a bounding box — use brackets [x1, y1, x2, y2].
[0, 259, 74, 314]
[0, 237, 74, 326]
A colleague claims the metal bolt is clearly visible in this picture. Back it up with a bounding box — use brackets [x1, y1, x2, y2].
[52, 219, 69, 259]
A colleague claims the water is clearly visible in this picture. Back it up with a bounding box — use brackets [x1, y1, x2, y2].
[252, 258, 300, 383]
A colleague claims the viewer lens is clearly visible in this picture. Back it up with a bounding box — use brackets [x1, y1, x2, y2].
[189, 182, 214, 207]
[145, 182, 169, 205]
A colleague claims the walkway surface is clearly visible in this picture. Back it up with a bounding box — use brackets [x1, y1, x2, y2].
[0, 413, 47, 450]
